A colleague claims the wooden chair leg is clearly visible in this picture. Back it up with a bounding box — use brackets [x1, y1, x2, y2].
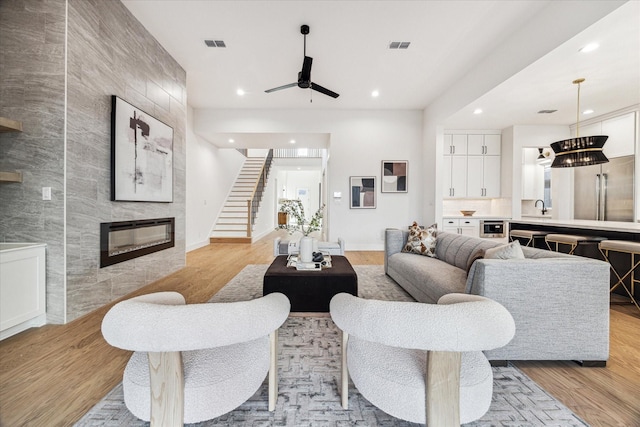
[426, 350, 461, 427]
[341, 331, 349, 409]
[148, 351, 184, 427]
[269, 330, 278, 411]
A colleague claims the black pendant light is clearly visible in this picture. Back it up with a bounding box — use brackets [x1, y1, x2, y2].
[550, 78, 609, 168]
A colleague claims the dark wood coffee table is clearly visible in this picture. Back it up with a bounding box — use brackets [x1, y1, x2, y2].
[263, 255, 358, 312]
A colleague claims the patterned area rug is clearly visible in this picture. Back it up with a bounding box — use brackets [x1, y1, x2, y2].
[76, 265, 589, 427]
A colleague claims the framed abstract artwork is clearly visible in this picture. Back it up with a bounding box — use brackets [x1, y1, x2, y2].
[350, 176, 376, 209]
[381, 160, 408, 193]
[111, 95, 174, 202]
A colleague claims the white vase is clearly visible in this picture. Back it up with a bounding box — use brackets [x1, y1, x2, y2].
[299, 236, 313, 263]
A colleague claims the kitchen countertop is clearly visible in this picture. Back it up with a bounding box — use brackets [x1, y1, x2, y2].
[510, 218, 640, 233]
[442, 216, 511, 220]
[0, 243, 47, 253]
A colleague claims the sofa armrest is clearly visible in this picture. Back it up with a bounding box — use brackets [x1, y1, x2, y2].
[467, 258, 610, 360]
[384, 228, 407, 274]
[273, 237, 282, 256]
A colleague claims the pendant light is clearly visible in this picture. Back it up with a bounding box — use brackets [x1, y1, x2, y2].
[550, 78, 609, 168]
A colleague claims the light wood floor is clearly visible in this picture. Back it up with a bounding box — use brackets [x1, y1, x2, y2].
[1, 231, 639, 427]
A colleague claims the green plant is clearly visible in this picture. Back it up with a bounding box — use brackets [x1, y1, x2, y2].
[277, 200, 325, 236]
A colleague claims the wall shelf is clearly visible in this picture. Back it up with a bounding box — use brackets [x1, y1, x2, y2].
[0, 171, 23, 183]
[0, 117, 24, 183]
[0, 117, 23, 132]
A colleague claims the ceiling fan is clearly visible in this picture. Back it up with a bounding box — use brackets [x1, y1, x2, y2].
[265, 25, 340, 99]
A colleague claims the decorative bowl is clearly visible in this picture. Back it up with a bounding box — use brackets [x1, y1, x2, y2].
[460, 210, 476, 216]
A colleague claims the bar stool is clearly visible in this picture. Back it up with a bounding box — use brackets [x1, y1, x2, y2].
[509, 230, 548, 247]
[599, 240, 640, 312]
[545, 234, 606, 255]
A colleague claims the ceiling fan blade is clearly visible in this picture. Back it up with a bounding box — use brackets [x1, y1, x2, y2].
[265, 82, 298, 93]
[311, 82, 340, 98]
[301, 56, 313, 82]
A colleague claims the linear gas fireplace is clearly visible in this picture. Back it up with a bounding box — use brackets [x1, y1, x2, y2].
[100, 217, 175, 268]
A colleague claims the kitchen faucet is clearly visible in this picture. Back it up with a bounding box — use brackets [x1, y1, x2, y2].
[535, 199, 547, 215]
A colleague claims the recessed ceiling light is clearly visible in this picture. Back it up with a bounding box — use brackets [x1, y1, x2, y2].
[236, 89, 245, 96]
[371, 90, 379, 98]
[289, 139, 296, 144]
[473, 108, 483, 115]
[228, 139, 234, 143]
[579, 43, 599, 53]
[582, 109, 594, 115]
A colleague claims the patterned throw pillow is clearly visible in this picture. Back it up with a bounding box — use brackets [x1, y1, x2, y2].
[402, 222, 437, 257]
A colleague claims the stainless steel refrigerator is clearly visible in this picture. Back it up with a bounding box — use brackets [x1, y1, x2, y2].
[574, 155, 635, 222]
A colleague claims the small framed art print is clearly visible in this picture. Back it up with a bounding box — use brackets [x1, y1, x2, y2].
[350, 176, 376, 209]
[381, 160, 408, 193]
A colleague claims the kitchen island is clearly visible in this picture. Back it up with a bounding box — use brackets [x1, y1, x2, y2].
[509, 218, 640, 241]
[509, 219, 639, 300]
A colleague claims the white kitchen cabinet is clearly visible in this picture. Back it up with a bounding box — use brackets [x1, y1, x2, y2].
[573, 112, 636, 158]
[467, 154, 500, 198]
[575, 121, 601, 137]
[444, 134, 468, 155]
[521, 147, 545, 200]
[1, 243, 47, 340]
[442, 218, 479, 236]
[602, 112, 636, 158]
[467, 134, 501, 156]
[443, 155, 467, 198]
[445, 133, 501, 198]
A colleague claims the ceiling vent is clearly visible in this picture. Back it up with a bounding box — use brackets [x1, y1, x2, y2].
[204, 40, 226, 48]
[537, 109, 557, 114]
[389, 41, 410, 49]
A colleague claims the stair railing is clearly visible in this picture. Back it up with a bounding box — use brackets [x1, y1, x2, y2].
[246, 149, 274, 237]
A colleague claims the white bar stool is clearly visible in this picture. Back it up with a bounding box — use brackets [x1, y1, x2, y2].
[545, 234, 606, 255]
[509, 230, 548, 247]
[599, 240, 640, 312]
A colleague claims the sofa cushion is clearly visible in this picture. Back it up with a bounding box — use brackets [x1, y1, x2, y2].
[387, 252, 466, 303]
[434, 232, 501, 271]
[402, 222, 437, 257]
[484, 240, 525, 260]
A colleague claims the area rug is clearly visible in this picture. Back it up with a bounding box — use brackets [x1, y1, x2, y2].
[75, 265, 589, 426]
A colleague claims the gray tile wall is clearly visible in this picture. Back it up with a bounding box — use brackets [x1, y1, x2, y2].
[0, 0, 67, 323]
[0, 0, 187, 323]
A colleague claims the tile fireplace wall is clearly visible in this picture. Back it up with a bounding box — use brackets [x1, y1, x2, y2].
[0, 0, 187, 322]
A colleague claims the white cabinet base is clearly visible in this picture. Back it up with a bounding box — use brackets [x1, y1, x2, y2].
[0, 243, 47, 340]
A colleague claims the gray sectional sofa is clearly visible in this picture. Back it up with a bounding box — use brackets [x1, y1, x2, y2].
[384, 229, 611, 364]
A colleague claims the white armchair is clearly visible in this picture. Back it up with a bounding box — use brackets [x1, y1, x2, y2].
[101, 291, 290, 425]
[330, 293, 515, 426]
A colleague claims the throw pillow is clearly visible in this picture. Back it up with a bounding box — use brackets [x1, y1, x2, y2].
[402, 222, 437, 257]
[466, 248, 485, 274]
[484, 240, 525, 260]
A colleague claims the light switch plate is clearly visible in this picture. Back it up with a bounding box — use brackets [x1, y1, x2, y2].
[42, 187, 51, 200]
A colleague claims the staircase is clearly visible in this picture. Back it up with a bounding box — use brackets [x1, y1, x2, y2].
[210, 156, 269, 243]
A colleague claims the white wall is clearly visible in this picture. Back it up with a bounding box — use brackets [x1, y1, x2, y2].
[194, 109, 424, 250]
[186, 106, 245, 251]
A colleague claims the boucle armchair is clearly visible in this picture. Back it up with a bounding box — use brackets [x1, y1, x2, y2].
[101, 291, 290, 425]
[330, 293, 515, 426]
